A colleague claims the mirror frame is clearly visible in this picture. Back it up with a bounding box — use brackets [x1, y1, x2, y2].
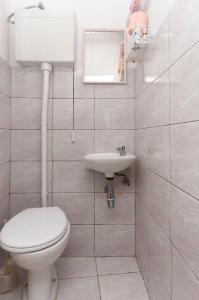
[83, 28, 127, 84]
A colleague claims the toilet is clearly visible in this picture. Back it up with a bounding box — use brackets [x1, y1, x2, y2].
[0, 207, 71, 300]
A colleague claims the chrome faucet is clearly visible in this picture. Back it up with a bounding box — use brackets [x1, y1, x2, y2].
[116, 146, 126, 156]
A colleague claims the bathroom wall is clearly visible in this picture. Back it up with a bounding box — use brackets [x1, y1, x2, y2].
[0, 0, 11, 263]
[0, 0, 10, 62]
[148, 0, 175, 35]
[10, 68, 135, 257]
[135, 0, 199, 298]
[0, 59, 10, 264]
[9, 0, 136, 257]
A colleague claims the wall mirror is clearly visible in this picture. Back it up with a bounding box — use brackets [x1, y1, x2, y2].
[83, 29, 127, 84]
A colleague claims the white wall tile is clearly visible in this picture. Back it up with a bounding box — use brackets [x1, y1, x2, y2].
[53, 99, 73, 129]
[136, 91, 148, 129]
[53, 162, 94, 193]
[11, 130, 52, 161]
[148, 18, 169, 82]
[148, 126, 170, 180]
[0, 93, 10, 129]
[63, 225, 94, 257]
[74, 69, 95, 99]
[136, 129, 148, 166]
[0, 196, 9, 228]
[169, 0, 199, 65]
[148, 257, 170, 300]
[171, 122, 199, 199]
[95, 99, 135, 129]
[10, 194, 41, 217]
[0, 58, 10, 97]
[136, 196, 149, 288]
[95, 193, 135, 225]
[147, 72, 169, 127]
[11, 162, 52, 193]
[11, 162, 41, 193]
[172, 247, 199, 300]
[95, 225, 135, 256]
[95, 130, 135, 154]
[12, 67, 51, 98]
[53, 130, 94, 161]
[94, 69, 134, 99]
[11, 98, 52, 129]
[0, 130, 10, 164]
[0, 163, 9, 201]
[53, 193, 94, 224]
[171, 186, 199, 279]
[134, 54, 149, 97]
[148, 215, 172, 296]
[146, 171, 170, 237]
[170, 43, 199, 124]
[74, 99, 94, 129]
[53, 68, 73, 98]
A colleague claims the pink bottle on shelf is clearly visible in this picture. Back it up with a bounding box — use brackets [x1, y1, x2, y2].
[128, 11, 148, 36]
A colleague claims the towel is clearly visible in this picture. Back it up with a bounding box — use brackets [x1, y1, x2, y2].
[129, 0, 141, 14]
[129, 0, 149, 14]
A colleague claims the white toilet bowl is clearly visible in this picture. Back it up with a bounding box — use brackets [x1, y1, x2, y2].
[0, 207, 71, 300]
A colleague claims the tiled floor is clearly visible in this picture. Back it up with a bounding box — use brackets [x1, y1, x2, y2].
[2, 257, 149, 300]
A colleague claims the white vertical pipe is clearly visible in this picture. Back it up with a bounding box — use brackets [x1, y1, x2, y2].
[41, 63, 52, 207]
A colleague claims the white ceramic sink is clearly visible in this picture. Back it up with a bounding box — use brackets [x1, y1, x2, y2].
[84, 153, 136, 178]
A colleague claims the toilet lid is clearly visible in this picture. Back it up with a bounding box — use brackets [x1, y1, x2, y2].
[0, 207, 68, 252]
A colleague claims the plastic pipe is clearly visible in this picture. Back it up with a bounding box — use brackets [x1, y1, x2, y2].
[41, 63, 52, 207]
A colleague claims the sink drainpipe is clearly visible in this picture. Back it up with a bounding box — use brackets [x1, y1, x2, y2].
[41, 63, 53, 208]
[104, 179, 115, 208]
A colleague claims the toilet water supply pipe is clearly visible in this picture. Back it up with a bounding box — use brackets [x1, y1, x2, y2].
[41, 63, 53, 207]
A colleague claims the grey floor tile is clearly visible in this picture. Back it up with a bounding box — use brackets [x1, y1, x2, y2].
[99, 273, 149, 300]
[96, 257, 139, 276]
[57, 277, 100, 300]
[0, 286, 22, 300]
[56, 257, 97, 279]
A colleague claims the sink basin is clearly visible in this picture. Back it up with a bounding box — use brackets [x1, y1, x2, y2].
[84, 153, 136, 178]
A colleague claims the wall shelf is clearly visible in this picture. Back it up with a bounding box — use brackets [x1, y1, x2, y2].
[126, 33, 149, 63]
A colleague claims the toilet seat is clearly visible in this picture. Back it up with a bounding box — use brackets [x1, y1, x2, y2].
[0, 207, 69, 253]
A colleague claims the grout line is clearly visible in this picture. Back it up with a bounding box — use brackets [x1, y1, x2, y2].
[138, 190, 199, 284]
[168, 56, 173, 300]
[11, 96, 135, 100]
[10, 128, 136, 131]
[0, 194, 10, 204]
[136, 118, 199, 131]
[51, 69, 54, 206]
[171, 243, 199, 283]
[94, 257, 102, 300]
[138, 163, 199, 203]
[0, 161, 10, 166]
[58, 270, 141, 282]
[135, 39, 199, 99]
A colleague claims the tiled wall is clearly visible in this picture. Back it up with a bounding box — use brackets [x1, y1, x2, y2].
[0, 58, 11, 264]
[135, 0, 199, 299]
[10, 67, 136, 257]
